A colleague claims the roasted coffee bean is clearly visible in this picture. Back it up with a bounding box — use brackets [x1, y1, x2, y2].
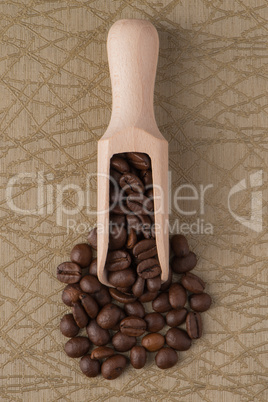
[112, 331, 136, 352]
[110, 214, 126, 227]
[186, 312, 202, 339]
[80, 275, 102, 294]
[64, 336, 90, 358]
[139, 290, 158, 303]
[110, 168, 122, 184]
[130, 346, 147, 369]
[170, 234, 189, 257]
[132, 277, 145, 298]
[119, 173, 144, 194]
[109, 288, 137, 304]
[181, 272, 205, 294]
[96, 303, 122, 329]
[87, 228, 97, 250]
[126, 152, 151, 170]
[117, 286, 132, 293]
[108, 268, 136, 288]
[110, 155, 130, 173]
[160, 266, 173, 291]
[152, 292, 172, 313]
[127, 214, 153, 239]
[127, 193, 153, 215]
[91, 346, 115, 360]
[62, 284, 82, 306]
[146, 187, 154, 199]
[105, 250, 131, 272]
[72, 302, 89, 328]
[155, 347, 178, 370]
[120, 316, 147, 337]
[140, 169, 152, 187]
[124, 301, 145, 318]
[70, 243, 92, 268]
[109, 225, 127, 251]
[57, 262, 82, 284]
[171, 251, 197, 273]
[126, 228, 137, 249]
[79, 294, 99, 319]
[166, 308, 187, 327]
[60, 314, 80, 337]
[80, 355, 100, 377]
[147, 276, 161, 292]
[88, 258, 97, 276]
[165, 328, 192, 351]
[189, 293, 212, 312]
[169, 283, 187, 309]
[93, 287, 112, 306]
[144, 312, 165, 333]
[137, 258, 161, 279]
[110, 201, 130, 215]
[142, 333, 165, 352]
[101, 354, 128, 380]
[133, 239, 157, 260]
[86, 320, 110, 346]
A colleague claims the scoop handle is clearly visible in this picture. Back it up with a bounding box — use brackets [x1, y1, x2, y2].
[107, 19, 159, 133]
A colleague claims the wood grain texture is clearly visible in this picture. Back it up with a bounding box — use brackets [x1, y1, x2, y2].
[0, 1, 267, 401]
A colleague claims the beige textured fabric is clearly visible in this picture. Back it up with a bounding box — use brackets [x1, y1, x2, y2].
[0, 1, 267, 401]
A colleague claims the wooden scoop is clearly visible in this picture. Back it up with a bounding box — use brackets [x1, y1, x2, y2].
[97, 19, 169, 286]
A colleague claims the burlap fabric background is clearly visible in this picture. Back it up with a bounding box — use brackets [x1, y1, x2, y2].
[0, 1, 267, 401]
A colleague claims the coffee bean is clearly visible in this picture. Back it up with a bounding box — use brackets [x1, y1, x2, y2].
[72, 302, 89, 328]
[110, 155, 130, 173]
[110, 168, 122, 184]
[140, 169, 152, 187]
[160, 266, 173, 291]
[87, 228, 97, 250]
[126, 228, 137, 249]
[120, 316, 147, 337]
[101, 354, 128, 380]
[70, 243, 92, 268]
[80, 275, 102, 294]
[155, 347, 178, 369]
[171, 251, 197, 273]
[96, 303, 122, 329]
[91, 346, 115, 360]
[144, 312, 165, 333]
[80, 355, 100, 377]
[165, 328, 191, 351]
[88, 258, 97, 276]
[62, 284, 82, 306]
[147, 276, 161, 292]
[181, 272, 205, 294]
[64, 336, 90, 358]
[112, 331, 136, 352]
[186, 312, 202, 339]
[109, 288, 137, 304]
[93, 287, 112, 306]
[189, 293, 212, 312]
[141, 333, 165, 352]
[109, 225, 127, 251]
[126, 152, 151, 170]
[132, 277, 145, 298]
[119, 173, 145, 194]
[165, 308, 187, 327]
[169, 283, 187, 309]
[133, 239, 157, 260]
[137, 258, 161, 279]
[79, 294, 99, 319]
[111, 309, 126, 331]
[139, 290, 158, 303]
[127, 193, 153, 215]
[105, 250, 131, 272]
[152, 293, 172, 313]
[86, 320, 110, 346]
[127, 214, 153, 239]
[130, 346, 147, 369]
[60, 314, 80, 337]
[57, 262, 82, 284]
[124, 301, 145, 318]
[108, 268, 136, 288]
[170, 234, 189, 257]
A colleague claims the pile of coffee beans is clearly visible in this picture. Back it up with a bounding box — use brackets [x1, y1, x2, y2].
[57, 152, 212, 379]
